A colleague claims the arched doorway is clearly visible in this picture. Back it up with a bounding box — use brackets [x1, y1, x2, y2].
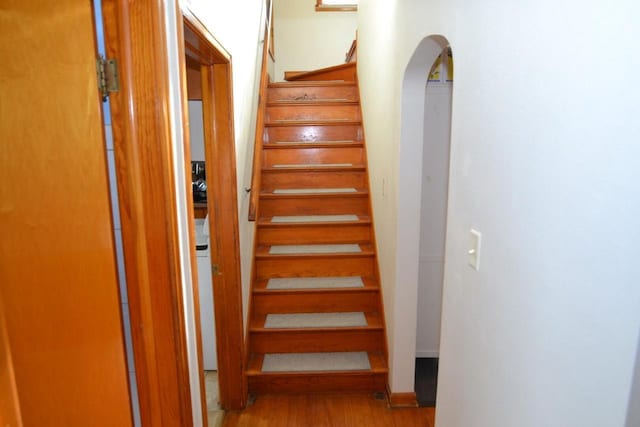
[391, 35, 453, 406]
[415, 46, 453, 407]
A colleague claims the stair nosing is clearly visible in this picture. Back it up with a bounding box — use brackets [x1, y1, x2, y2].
[257, 220, 371, 227]
[252, 287, 379, 295]
[260, 190, 368, 199]
[262, 166, 366, 173]
[262, 142, 364, 149]
[250, 325, 384, 334]
[255, 251, 375, 259]
[267, 100, 359, 107]
[265, 119, 362, 127]
[268, 81, 356, 88]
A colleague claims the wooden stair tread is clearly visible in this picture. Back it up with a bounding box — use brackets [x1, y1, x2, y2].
[249, 61, 387, 395]
[269, 81, 356, 88]
[255, 244, 375, 258]
[267, 100, 359, 107]
[253, 276, 378, 291]
[262, 165, 365, 173]
[269, 188, 358, 195]
[263, 141, 363, 149]
[260, 189, 368, 199]
[246, 351, 387, 375]
[258, 216, 371, 226]
[265, 119, 362, 127]
[250, 311, 383, 330]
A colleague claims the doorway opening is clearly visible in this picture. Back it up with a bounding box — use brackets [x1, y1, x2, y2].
[184, 56, 223, 424]
[414, 46, 453, 407]
[180, 12, 247, 421]
[392, 34, 452, 408]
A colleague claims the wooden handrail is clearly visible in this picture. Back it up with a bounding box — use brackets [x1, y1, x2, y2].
[248, 1, 273, 221]
[345, 39, 357, 63]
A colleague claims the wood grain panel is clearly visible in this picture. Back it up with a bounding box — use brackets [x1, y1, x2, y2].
[103, 1, 194, 424]
[255, 256, 375, 279]
[222, 393, 435, 427]
[252, 289, 379, 314]
[247, 371, 386, 395]
[257, 222, 371, 245]
[265, 103, 360, 122]
[0, 1, 132, 424]
[250, 329, 385, 353]
[259, 193, 369, 217]
[265, 124, 363, 143]
[284, 62, 356, 82]
[260, 169, 367, 190]
[268, 84, 358, 102]
[388, 391, 419, 408]
[201, 62, 247, 410]
[262, 146, 364, 166]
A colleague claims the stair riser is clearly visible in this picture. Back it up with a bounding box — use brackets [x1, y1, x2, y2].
[261, 170, 367, 190]
[248, 373, 386, 394]
[266, 105, 360, 123]
[265, 124, 362, 144]
[263, 147, 364, 167]
[257, 224, 371, 245]
[250, 330, 385, 353]
[285, 63, 356, 83]
[259, 196, 369, 217]
[255, 256, 375, 279]
[253, 290, 379, 314]
[268, 86, 358, 103]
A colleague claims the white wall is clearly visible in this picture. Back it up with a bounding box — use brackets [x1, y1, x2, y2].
[358, 0, 640, 426]
[416, 81, 451, 358]
[188, 101, 205, 161]
[273, 0, 356, 81]
[627, 330, 640, 426]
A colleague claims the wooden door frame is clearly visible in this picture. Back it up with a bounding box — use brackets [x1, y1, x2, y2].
[181, 8, 247, 412]
[102, 0, 246, 424]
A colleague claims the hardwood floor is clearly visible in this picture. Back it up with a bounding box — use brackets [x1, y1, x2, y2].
[222, 393, 435, 426]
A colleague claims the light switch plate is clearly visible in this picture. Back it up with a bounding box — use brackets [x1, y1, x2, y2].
[469, 229, 482, 271]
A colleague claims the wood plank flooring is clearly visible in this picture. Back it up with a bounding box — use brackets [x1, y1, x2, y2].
[222, 393, 435, 427]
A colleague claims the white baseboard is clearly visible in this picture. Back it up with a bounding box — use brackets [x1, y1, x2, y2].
[416, 350, 439, 358]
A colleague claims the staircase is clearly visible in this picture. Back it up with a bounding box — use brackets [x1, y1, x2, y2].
[246, 67, 388, 394]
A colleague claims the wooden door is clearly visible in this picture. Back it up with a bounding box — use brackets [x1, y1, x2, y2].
[0, 1, 133, 425]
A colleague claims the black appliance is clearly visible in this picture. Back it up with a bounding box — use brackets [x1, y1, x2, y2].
[191, 161, 207, 203]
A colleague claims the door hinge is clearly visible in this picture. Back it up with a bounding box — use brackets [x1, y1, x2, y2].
[96, 56, 119, 101]
[211, 264, 221, 275]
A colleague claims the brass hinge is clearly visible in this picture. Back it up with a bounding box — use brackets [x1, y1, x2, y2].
[96, 56, 119, 101]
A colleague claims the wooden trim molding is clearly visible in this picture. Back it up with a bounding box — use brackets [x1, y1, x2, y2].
[201, 63, 247, 410]
[248, 2, 273, 221]
[386, 384, 418, 408]
[102, 1, 194, 424]
[182, 11, 247, 411]
[284, 62, 356, 82]
[345, 39, 357, 63]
